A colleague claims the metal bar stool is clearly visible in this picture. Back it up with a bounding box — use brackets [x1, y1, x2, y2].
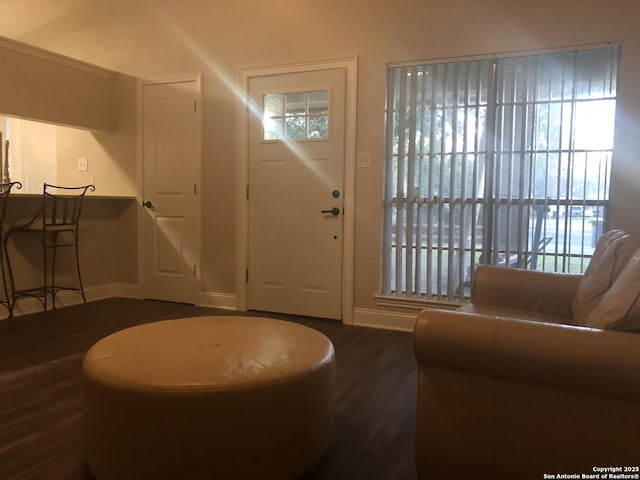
[0, 181, 22, 317]
[5, 183, 95, 311]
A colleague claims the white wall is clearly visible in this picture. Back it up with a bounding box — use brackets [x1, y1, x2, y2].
[0, 36, 118, 130]
[54, 75, 138, 198]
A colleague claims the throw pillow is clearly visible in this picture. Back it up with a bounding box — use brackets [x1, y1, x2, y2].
[585, 248, 640, 331]
[571, 229, 630, 324]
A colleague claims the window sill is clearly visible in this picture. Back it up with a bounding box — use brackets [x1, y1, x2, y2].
[373, 294, 462, 311]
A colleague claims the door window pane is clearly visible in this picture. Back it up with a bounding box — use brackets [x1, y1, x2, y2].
[263, 94, 284, 140]
[285, 92, 305, 115]
[286, 116, 306, 140]
[309, 90, 329, 114]
[308, 115, 328, 138]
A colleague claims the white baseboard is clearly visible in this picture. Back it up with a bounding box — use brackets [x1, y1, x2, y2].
[198, 291, 237, 310]
[5, 283, 140, 319]
[194, 297, 417, 331]
[3, 286, 237, 320]
[86, 283, 140, 302]
[352, 308, 417, 332]
[1, 285, 417, 333]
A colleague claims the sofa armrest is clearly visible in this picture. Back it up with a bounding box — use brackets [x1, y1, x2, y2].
[472, 264, 582, 318]
[414, 308, 640, 401]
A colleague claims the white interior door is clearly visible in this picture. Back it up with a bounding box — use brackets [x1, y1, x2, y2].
[248, 68, 346, 320]
[142, 79, 200, 304]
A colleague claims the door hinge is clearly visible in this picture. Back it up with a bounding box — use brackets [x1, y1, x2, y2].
[193, 264, 197, 276]
[246, 185, 249, 199]
[246, 269, 249, 283]
[194, 100, 197, 112]
[194, 183, 197, 195]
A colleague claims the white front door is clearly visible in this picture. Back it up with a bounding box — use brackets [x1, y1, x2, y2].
[141, 78, 201, 304]
[247, 68, 346, 320]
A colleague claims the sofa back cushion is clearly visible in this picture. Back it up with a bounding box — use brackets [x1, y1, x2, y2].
[586, 248, 640, 332]
[572, 229, 635, 324]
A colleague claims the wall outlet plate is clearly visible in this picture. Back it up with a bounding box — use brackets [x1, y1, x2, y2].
[77, 157, 88, 171]
[357, 152, 372, 168]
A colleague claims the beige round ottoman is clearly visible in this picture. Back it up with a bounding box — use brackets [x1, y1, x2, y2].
[82, 316, 335, 480]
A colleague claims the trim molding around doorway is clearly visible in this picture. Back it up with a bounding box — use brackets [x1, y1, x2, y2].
[236, 56, 358, 324]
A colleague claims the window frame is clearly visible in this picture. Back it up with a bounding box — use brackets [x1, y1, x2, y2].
[379, 44, 620, 307]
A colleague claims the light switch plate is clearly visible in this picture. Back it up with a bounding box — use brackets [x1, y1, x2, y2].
[77, 157, 88, 171]
[357, 152, 372, 168]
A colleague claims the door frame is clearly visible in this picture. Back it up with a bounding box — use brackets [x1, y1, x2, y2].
[236, 57, 358, 324]
[137, 73, 203, 302]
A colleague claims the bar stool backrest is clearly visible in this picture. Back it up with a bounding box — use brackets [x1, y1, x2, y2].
[0, 181, 23, 226]
[42, 183, 95, 229]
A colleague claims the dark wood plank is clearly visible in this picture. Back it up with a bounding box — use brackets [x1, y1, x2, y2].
[0, 298, 417, 479]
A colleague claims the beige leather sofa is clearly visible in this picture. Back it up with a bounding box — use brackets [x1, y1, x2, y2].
[414, 230, 640, 480]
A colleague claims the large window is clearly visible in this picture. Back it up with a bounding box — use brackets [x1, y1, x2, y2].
[381, 46, 619, 302]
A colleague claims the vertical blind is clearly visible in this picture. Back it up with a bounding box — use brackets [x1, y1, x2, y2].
[2, 117, 56, 191]
[381, 46, 619, 302]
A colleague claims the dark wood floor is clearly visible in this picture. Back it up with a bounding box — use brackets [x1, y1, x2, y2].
[0, 298, 418, 480]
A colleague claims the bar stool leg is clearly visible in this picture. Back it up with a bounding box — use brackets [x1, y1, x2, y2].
[48, 231, 88, 308]
[50, 233, 58, 309]
[1, 237, 9, 307]
[73, 231, 87, 303]
[0, 234, 15, 330]
[4, 233, 15, 308]
[43, 234, 49, 311]
[3, 233, 18, 327]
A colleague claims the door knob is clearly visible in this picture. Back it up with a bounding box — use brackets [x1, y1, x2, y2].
[321, 207, 340, 216]
[142, 200, 154, 209]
